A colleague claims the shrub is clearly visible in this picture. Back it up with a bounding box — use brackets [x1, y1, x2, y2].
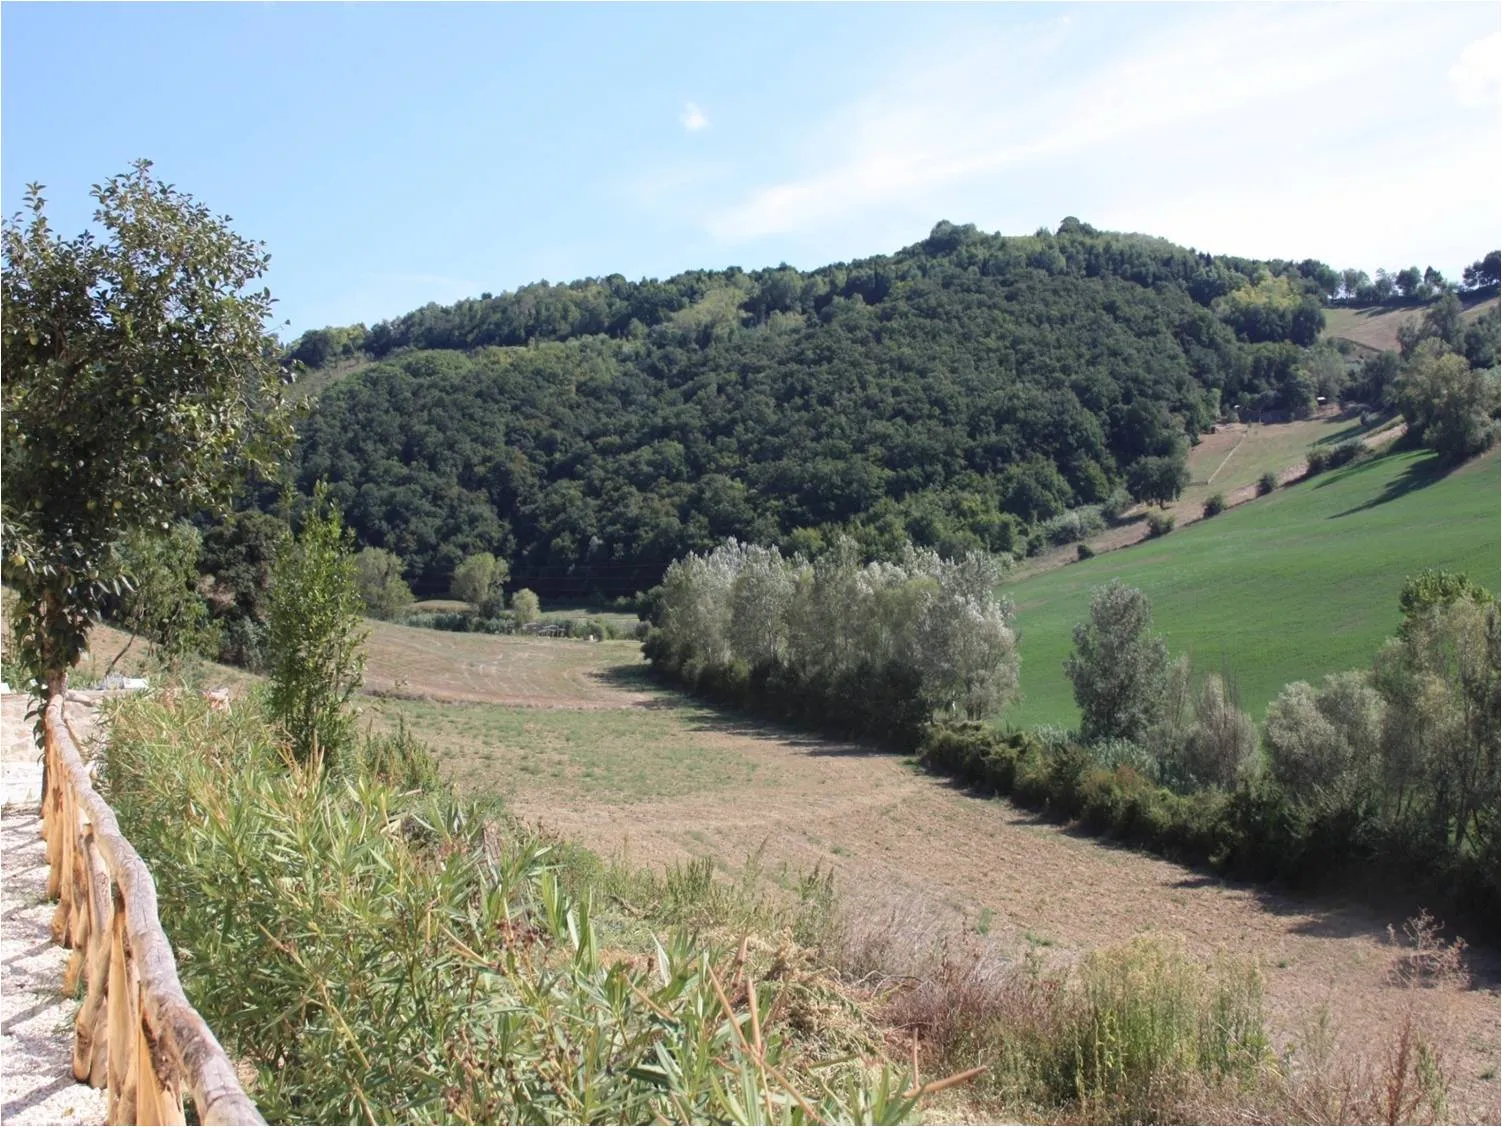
[1099, 488, 1133, 524]
[1257, 470, 1279, 495]
[1305, 447, 1331, 476]
[1327, 439, 1364, 468]
[264, 486, 367, 767]
[1089, 737, 1161, 783]
[1041, 505, 1106, 547]
[1065, 581, 1172, 745]
[1076, 542, 1095, 561]
[1202, 492, 1226, 518]
[511, 587, 541, 626]
[1145, 511, 1176, 538]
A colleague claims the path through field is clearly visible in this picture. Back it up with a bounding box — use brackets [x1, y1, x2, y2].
[365, 635, 1502, 1122]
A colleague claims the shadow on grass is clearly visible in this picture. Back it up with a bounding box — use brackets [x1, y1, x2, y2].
[1313, 411, 1398, 447]
[914, 760, 1502, 956]
[589, 661, 890, 757]
[1327, 450, 1454, 517]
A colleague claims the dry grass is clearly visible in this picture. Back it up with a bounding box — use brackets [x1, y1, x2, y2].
[1322, 296, 1500, 355]
[366, 626, 1499, 1122]
[362, 618, 649, 708]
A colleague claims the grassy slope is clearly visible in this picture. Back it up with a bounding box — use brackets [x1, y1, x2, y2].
[1002, 445, 1500, 729]
[1321, 294, 1499, 354]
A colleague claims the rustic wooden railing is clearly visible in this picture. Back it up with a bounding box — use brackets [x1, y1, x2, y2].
[39, 692, 265, 1126]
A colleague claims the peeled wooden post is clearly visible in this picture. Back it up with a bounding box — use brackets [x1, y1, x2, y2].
[43, 719, 63, 898]
[135, 984, 187, 1127]
[51, 781, 76, 944]
[107, 891, 139, 1125]
[73, 827, 114, 1087]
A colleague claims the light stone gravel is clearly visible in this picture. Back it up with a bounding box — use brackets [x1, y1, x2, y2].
[2, 695, 108, 1126]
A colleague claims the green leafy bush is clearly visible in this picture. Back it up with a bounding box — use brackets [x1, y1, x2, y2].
[1201, 492, 1226, 518]
[1256, 471, 1279, 495]
[1145, 511, 1176, 538]
[264, 485, 367, 766]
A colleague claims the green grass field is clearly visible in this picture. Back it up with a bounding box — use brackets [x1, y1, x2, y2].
[1002, 446, 1500, 729]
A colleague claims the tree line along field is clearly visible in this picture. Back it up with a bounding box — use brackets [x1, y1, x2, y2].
[1002, 443, 1500, 729]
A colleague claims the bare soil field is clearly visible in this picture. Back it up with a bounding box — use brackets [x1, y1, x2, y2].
[366, 634, 1502, 1122]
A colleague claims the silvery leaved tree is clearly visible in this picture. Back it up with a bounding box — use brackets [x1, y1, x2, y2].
[2, 161, 293, 701]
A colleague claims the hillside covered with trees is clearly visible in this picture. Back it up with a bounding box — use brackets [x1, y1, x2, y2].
[278, 221, 1497, 597]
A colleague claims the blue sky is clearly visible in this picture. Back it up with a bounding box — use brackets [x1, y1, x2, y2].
[4, 2, 1498, 339]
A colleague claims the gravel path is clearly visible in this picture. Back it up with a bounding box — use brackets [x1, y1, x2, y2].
[1, 695, 108, 1126]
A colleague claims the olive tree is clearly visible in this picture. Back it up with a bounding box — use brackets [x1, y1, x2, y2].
[450, 551, 508, 615]
[1, 162, 291, 700]
[1065, 580, 1172, 743]
[355, 547, 414, 620]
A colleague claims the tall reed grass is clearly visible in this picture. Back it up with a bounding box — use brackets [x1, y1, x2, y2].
[98, 692, 930, 1124]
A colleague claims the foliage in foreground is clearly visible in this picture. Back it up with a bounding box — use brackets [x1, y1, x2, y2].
[0, 163, 291, 696]
[265, 486, 368, 766]
[99, 692, 927, 1125]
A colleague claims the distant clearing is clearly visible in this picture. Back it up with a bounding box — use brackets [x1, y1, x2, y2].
[1010, 409, 1398, 581]
[363, 619, 647, 708]
[1321, 294, 1499, 354]
[1004, 446, 1500, 729]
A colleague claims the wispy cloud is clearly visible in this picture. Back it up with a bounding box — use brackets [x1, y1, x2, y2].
[680, 101, 709, 133]
[681, 4, 1497, 269]
[1450, 32, 1502, 108]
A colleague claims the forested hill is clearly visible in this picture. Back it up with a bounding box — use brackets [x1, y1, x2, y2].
[281, 219, 1351, 598]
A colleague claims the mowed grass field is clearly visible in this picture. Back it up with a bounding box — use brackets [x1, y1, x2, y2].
[1321, 294, 1499, 354]
[350, 597, 1501, 1119]
[1003, 445, 1500, 729]
[1179, 411, 1389, 508]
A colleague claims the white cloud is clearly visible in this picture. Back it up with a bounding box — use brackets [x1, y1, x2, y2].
[686, 4, 1497, 268]
[1450, 32, 1502, 108]
[680, 101, 709, 133]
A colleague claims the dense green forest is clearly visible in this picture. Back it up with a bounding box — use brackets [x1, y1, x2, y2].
[274, 220, 1490, 597]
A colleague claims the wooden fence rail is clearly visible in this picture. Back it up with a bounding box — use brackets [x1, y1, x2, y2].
[39, 692, 265, 1126]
